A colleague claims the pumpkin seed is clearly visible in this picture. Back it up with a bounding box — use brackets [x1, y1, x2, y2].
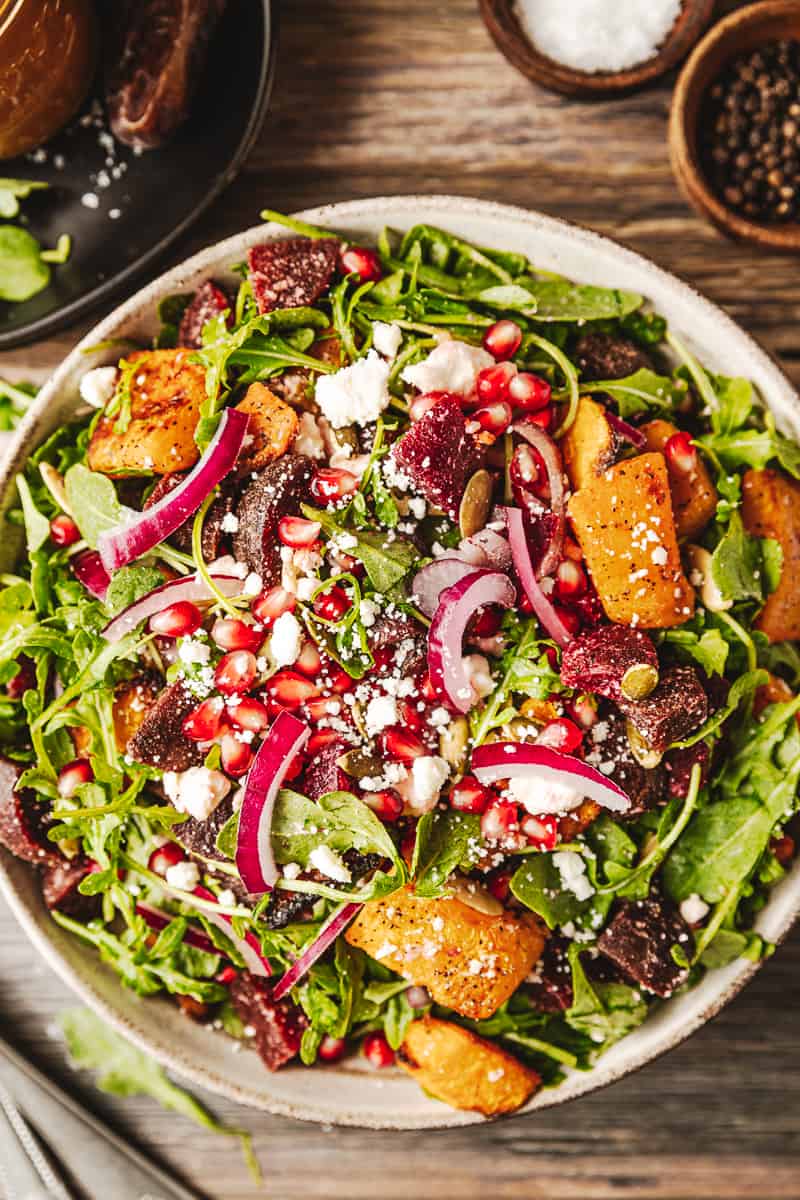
[450, 873, 504, 916]
[620, 663, 659, 701]
[439, 715, 469, 769]
[458, 468, 492, 538]
[337, 748, 383, 779]
[625, 718, 663, 768]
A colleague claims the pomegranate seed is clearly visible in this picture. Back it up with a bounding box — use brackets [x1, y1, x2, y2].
[278, 515, 322, 549]
[508, 371, 551, 411]
[450, 775, 492, 815]
[211, 618, 264, 653]
[182, 696, 225, 741]
[536, 717, 583, 753]
[555, 559, 587, 600]
[313, 585, 352, 622]
[771, 833, 796, 867]
[148, 842, 185, 876]
[310, 468, 359, 504]
[57, 758, 94, 799]
[226, 696, 269, 733]
[221, 733, 254, 777]
[488, 869, 511, 902]
[295, 641, 322, 676]
[304, 694, 348, 724]
[6, 659, 34, 699]
[326, 666, 354, 694]
[216, 965, 238, 985]
[480, 799, 521, 844]
[483, 319, 522, 361]
[149, 601, 203, 639]
[664, 431, 697, 473]
[251, 586, 296, 627]
[318, 1035, 348, 1063]
[567, 696, 598, 730]
[214, 650, 258, 695]
[476, 361, 517, 404]
[553, 605, 581, 636]
[420, 672, 446, 703]
[328, 548, 362, 576]
[526, 406, 554, 431]
[521, 813, 559, 850]
[379, 726, 426, 763]
[472, 606, 503, 637]
[510, 443, 550, 500]
[397, 699, 424, 734]
[307, 729, 344, 754]
[363, 1031, 395, 1068]
[49, 514, 80, 547]
[518, 591, 535, 616]
[284, 750, 305, 781]
[409, 392, 440, 422]
[266, 670, 319, 709]
[474, 400, 513, 436]
[363, 789, 403, 822]
[340, 245, 382, 283]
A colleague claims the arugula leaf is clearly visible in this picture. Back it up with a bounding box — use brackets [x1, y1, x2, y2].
[710, 512, 776, 604]
[412, 809, 481, 897]
[564, 944, 648, 1048]
[303, 505, 417, 592]
[661, 625, 729, 676]
[271, 788, 402, 881]
[504, 279, 642, 322]
[0, 225, 50, 302]
[15, 475, 50, 553]
[104, 566, 165, 617]
[581, 369, 687, 420]
[65, 465, 124, 548]
[511, 853, 590, 930]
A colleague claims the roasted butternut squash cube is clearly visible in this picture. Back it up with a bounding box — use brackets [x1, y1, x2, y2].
[641, 419, 717, 539]
[742, 467, 800, 642]
[398, 1017, 540, 1116]
[235, 383, 299, 471]
[561, 396, 618, 491]
[88, 349, 208, 476]
[568, 452, 694, 628]
[345, 885, 546, 1020]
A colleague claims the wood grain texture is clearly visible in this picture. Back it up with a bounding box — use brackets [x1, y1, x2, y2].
[1, 2, 799, 1197]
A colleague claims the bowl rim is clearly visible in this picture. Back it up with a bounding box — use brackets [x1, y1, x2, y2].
[1, 192, 799, 1129]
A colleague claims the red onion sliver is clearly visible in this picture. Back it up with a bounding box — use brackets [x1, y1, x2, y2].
[471, 742, 631, 814]
[462, 527, 512, 570]
[502, 506, 573, 648]
[102, 573, 244, 644]
[135, 901, 219, 955]
[512, 419, 565, 577]
[97, 407, 249, 573]
[605, 409, 647, 450]
[411, 557, 484, 619]
[236, 711, 310, 895]
[428, 569, 516, 713]
[272, 902, 362, 1001]
[72, 549, 110, 601]
[193, 886, 272, 977]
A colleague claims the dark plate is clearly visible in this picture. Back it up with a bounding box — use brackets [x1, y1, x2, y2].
[0, 0, 276, 350]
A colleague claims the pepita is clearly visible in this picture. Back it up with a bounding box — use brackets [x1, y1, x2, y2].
[458, 468, 493, 539]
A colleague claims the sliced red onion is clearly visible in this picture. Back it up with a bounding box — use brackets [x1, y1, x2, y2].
[606, 409, 646, 450]
[135, 901, 218, 955]
[103, 573, 243, 644]
[471, 742, 631, 814]
[513, 419, 564, 577]
[272, 902, 362, 1002]
[412, 558, 483, 618]
[502, 506, 573, 648]
[428, 570, 516, 713]
[97, 407, 249, 573]
[462, 527, 512, 570]
[72, 550, 110, 601]
[193, 886, 272, 977]
[236, 710, 310, 896]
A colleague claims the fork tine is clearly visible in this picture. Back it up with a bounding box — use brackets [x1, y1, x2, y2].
[0, 1079, 73, 1200]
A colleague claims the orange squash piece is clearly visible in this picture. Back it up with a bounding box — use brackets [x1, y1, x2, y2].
[562, 396, 618, 491]
[641, 419, 717, 539]
[742, 467, 800, 642]
[235, 383, 299, 471]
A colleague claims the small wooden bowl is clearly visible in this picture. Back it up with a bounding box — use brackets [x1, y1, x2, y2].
[479, 0, 715, 98]
[670, 0, 800, 251]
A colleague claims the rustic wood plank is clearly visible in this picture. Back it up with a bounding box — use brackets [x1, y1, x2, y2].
[1, 2, 799, 1197]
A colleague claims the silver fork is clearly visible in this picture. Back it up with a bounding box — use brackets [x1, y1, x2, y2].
[0, 1078, 73, 1200]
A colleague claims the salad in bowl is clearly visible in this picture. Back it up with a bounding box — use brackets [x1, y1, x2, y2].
[1, 208, 799, 1119]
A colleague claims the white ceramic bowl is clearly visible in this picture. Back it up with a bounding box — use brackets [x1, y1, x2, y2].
[1, 196, 799, 1129]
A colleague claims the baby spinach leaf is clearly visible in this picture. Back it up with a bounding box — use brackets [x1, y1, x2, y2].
[0, 225, 50, 302]
[513, 279, 642, 322]
[581, 369, 687, 419]
[511, 853, 589, 930]
[710, 512, 774, 604]
[65, 464, 124, 548]
[412, 809, 481, 898]
[564, 944, 648, 1049]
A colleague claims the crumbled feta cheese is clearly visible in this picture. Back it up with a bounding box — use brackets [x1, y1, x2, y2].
[552, 850, 594, 902]
[429, 706, 451, 728]
[296, 577, 318, 602]
[178, 638, 211, 667]
[315, 349, 391, 427]
[79, 366, 118, 409]
[407, 496, 427, 520]
[165, 861, 200, 891]
[680, 893, 710, 925]
[360, 597, 379, 627]
[269, 611, 303, 667]
[217, 888, 237, 907]
[462, 653, 494, 702]
[308, 845, 352, 883]
[243, 572, 263, 596]
[293, 411, 326, 459]
[365, 695, 398, 737]
[508, 774, 584, 815]
[401, 338, 493, 398]
[163, 766, 231, 822]
[404, 755, 450, 814]
[220, 512, 239, 533]
[282, 862, 302, 880]
[372, 321, 403, 359]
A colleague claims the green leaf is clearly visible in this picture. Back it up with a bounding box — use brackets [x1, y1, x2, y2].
[710, 511, 767, 604]
[303, 505, 418, 592]
[581, 369, 687, 420]
[271, 788, 401, 875]
[65, 464, 124, 548]
[0, 225, 50, 302]
[15, 475, 50, 553]
[0, 178, 48, 218]
[511, 853, 590, 929]
[515, 279, 642, 322]
[664, 795, 776, 903]
[662, 626, 729, 676]
[564, 945, 648, 1049]
[104, 566, 165, 617]
[412, 809, 481, 898]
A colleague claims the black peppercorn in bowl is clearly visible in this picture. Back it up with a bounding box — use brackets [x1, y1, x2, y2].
[670, 0, 800, 251]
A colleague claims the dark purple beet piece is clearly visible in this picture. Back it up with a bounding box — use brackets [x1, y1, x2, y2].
[369, 613, 427, 677]
[232, 454, 315, 584]
[145, 472, 235, 560]
[247, 237, 340, 316]
[585, 711, 665, 819]
[0, 758, 60, 867]
[178, 280, 232, 349]
[527, 935, 574, 1013]
[126, 680, 205, 772]
[41, 858, 101, 920]
[302, 737, 351, 801]
[177, 794, 235, 863]
[574, 332, 653, 382]
[229, 974, 307, 1070]
[617, 666, 709, 754]
[390, 394, 484, 519]
[596, 896, 694, 998]
[664, 741, 711, 799]
[560, 625, 659, 703]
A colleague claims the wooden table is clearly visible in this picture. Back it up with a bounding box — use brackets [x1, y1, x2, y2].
[1, 3, 799, 1197]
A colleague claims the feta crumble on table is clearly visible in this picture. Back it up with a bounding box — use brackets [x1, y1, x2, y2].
[401, 338, 493, 398]
[315, 349, 391, 427]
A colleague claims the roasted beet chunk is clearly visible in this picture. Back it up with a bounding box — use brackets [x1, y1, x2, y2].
[177, 794, 234, 862]
[247, 237, 340, 316]
[585, 711, 665, 819]
[527, 936, 573, 1013]
[229, 974, 307, 1070]
[560, 625, 659, 703]
[302, 737, 351, 801]
[597, 896, 694, 998]
[126, 680, 205, 772]
[263, 888, 315, 931]
[145, 473, 235, 560]
[178, 281, 232, 349]
[369, 612, 427, 677]
[664, 741, 711, 799]
[390, 394, 484, 519]
[574, 332, 653, 382]
[618, 666, 709, 755]
[232, 454, 315, 583]
[0, 758, 60, 867]
[41, 858, 101, 920]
